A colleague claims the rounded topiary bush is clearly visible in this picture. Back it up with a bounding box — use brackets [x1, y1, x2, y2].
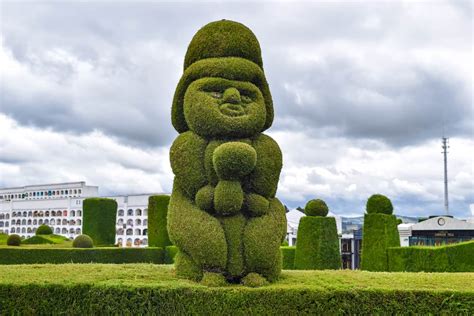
[36, 224, 53, 235]
[305, 199, 329, 217]
[7, 234, 21, 246]
[366, 194, 393, 214]
[72, 234, 94, 248]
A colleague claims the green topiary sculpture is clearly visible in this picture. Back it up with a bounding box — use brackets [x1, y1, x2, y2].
[83, 198, 117, 246]
[72, 234, 94, 248]
[36, 224, 53, 235]
[304, 199, 329, 217]
[361, 194, 400, 271]
[366, 194, 393, 215]
[7, 234, 21, 246]
[148, 195, 172, 248]
[168, 20, 286, 284]
[294, 199, 341, 270]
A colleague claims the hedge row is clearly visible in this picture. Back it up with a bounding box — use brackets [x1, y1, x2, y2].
[0, 282, 472, 314]
[388, 241, 474, 272]
[0, 248, 164, 264]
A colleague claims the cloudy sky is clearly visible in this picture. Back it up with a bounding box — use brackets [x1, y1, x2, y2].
[0, 1, 472, 218]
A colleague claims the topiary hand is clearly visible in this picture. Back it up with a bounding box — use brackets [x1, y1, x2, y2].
[213, 142, 257, 180]
[244, 193, 269, 217]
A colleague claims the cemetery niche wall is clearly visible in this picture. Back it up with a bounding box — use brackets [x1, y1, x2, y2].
[168, 20, 286, 285]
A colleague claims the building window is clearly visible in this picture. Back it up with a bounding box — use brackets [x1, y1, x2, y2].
[127, 209, 133, 216]
[118, 209, 124, 216]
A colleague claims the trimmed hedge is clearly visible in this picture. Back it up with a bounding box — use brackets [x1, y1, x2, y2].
[361, 213, 400, 271]
[388, 241, 474, 272]
[294, 216, 341, 270]
[0, 265, 472, 314]
[366, 194, 393, 215]
[281, 246, 295, 269]
[83, 198, 117, 246]
[0, 248, 164, 264]
[165, 245, 178, 264]
[304, 199, 328, 217]
[73, 235, 94, 248]
[168, 20, 286, 284]
[23, 234, 69, 245]
[148, 195, 172, 248]
[6, 234, 21, 246]
[36, 224, 53, 235]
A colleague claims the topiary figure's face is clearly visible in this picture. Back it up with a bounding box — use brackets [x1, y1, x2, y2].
[183, 77, 266, 138]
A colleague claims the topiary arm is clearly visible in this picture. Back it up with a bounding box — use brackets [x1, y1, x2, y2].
[170, 131, 208, 199]
[250, 134, 282, 198]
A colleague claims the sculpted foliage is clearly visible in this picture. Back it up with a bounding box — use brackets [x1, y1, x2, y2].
[168, 20, 286, 284]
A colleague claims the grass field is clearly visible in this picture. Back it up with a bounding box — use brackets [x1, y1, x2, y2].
[0, 264, 472, 314]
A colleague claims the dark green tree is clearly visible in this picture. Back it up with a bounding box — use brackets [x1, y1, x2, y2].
[148, 195, 172, 247]
[83, 198, 117, 246]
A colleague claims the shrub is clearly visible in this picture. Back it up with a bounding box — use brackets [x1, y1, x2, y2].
[360, 213, 400, 271]
[281, 246, 295, 269]
[36, 224, 53, 235]
[148, 195, 172, 248]
[168, 20, 286, 284]
[6, 234, 21, 246]
[165, 245, 178, 264]
[388, 241, 474, 272]
[0, 248, 164, 264]
[23, 234, 69, 245]
[73, 235, 93, 248]
[304, 199, 328, 217]
[366, 194, 393, 215]
[83, 198, 117, 246]
[294, 217, 341, 270]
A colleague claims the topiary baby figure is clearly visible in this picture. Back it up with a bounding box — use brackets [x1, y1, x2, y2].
[168, 20, 286, 285]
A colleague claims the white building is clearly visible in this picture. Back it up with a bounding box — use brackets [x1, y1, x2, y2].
[397, 215, 474, 247]
[0, 182, 167, 247]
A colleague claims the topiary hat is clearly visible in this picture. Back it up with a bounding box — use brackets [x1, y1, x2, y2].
[172, 20, 274, 133]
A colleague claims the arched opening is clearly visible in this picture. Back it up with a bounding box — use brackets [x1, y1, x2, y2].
[134, 238, 141, 246]
[62, 228, 67, 234]
[28, 211, 32, 217]
[45, 211, 50, 217]
[21, 219, 26, 225]
[135, 229, 141, 235]
[44, 219, 49, 225]
[63, 210, 67, 217]
[117, 218, 124, 225]
[118, 209, 124, 216]
[77, 219, 82, 225]
[21, 228, 26, 233]
[38, 219, 43, 225]
[142, 238, 148, 246]
[135, 219, 141, 226]
[126, 219, 133, 226]
[135, 209, 142, 216]
[117, 228, 124, 235]
[76, 228, 81, 234]
[126, 228, 133, 236]
[50, 219, 55, 225]
[62, 219, 67, 225]
[71, 210, 75, 217]
[27, 219, 32, 225]
[126, 238, 132, 247]
[127, 209, 133, 216]
[33, 219, 37, 225]
[11, 227, 15, 233]
[144, 208, 148, 216]
[143, 219, 148, 226]
[143, 229, 148, 236]
[55, 228, 60, 234]
[51, 211, 56, 216]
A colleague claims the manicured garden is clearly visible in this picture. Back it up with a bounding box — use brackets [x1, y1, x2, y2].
[0, 264, 472, 314]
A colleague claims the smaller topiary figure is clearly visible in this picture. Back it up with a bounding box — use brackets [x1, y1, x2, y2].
[294, 199, 341, 270]
[7, 234, 21, 246]
[366, 194, 393, 215]
[36, 224, 53, 235]
[304, 199, 329, 217]
[361, 194, 400, 271]
[73, 234, 94, 248]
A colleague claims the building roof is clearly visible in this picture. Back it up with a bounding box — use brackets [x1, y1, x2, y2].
[411, 216, 474, 231]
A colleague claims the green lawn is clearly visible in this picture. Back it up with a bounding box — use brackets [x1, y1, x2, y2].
[0, 264, 471, 291]
[0, 234, 7, 245]
[0, 264, 472, 314]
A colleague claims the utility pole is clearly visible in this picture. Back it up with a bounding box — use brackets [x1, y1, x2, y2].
[441, 137, 449, 215]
